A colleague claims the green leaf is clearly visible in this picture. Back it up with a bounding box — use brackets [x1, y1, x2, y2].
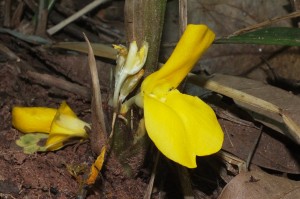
[215, 27, 300, 46]
[16, 133, 48, 154]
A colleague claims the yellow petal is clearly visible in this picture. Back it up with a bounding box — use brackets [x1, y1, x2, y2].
[51, 101, 90, 136]
[113, 41, 149, 108]
[142, 24, 215, 96]
[45, 134, 71, 151]
[50, 114, 89, 136]
[144, 90, 223, 168]
[12, 107, 57, 133]
[57, 101, 77, 117]
[46, 102, 89, 150]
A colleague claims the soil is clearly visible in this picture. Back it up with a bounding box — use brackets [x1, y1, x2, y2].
[1, 1, 300, 199]
[0, 34, 148, 198]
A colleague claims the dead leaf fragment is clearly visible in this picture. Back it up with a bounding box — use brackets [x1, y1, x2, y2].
[220, 119, 300, 174]
[86, 146, 106, 185]
[188, 73, 300, 143]
[84, 34, 107, 155]
[218, 170, 300, 199]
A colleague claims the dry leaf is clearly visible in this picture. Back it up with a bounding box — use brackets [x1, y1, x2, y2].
[220, 119, 300, 174]
[86, 146, 106, 185]
[218, 170, 300, 199]
[52, 42, 117, 60]
[164, 0, 300, 89]
[188, 73, 300, 143]
[84, 34, 107, 155]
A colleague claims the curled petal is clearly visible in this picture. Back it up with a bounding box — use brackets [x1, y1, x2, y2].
[144, 90, 224, 168]
[113, 41, 149, 108]
[142, 24, 215, 96]
[46, 102, 89, 150]
[45, 134, 71, 151]
[119, 69, 144, 103]
[12, 107, 56, 133]
[123, 41, 148, 75]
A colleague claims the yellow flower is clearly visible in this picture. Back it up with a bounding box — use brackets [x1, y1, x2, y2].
[141, 24, 224, 168]
[113, 41, 148, 108]
[12, 101, 90, 152]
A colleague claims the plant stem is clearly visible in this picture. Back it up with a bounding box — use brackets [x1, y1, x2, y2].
[124, 0, 167, 75]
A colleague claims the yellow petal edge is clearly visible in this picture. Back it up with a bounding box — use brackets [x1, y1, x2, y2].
[12, 101, 89, 151]
[12, 107, 56, 133]
[141, 24, 224, 168]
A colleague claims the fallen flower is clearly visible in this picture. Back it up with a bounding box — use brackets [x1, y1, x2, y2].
[12, 101, 90, 152]
[139, 24, 224, 168]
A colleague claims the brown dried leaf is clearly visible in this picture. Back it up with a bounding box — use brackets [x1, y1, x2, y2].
[37, 51, 111, 89]
[188, 73, 300, 143]
[84, 34, 107, 155]
[218, 170, 300, 199]
[220, 119, 300, 174]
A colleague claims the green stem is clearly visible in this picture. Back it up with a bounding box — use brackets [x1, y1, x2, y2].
[124, 0, 167, 75]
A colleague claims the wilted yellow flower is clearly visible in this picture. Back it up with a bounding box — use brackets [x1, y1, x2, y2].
[12, 101, 90, 152]
[140, 24, 224, 168]
[113, 41, 148, 108]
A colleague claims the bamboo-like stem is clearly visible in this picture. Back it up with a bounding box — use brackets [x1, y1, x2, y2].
[124, 0, 167, 75]
[108, 0, 167, 178]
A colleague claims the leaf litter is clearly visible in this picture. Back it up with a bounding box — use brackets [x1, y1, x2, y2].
[0, 0, 300, 198]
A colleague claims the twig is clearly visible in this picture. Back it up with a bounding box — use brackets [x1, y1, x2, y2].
[0, 43, 20, 61]
[179, 0, 187, 35]
[54, 3, 123, 41]
[23, 0, 38, 12]
[290, 0, 300, 27]
[231, 10, 300, 36]
[177, 165, 194, 199]
[47, 0, 110, 35]
[246, 126, 263, 170]
[4, 0, 11, 27]
[143, 152, 160, 199]
[26, 71, 90, 99]
[35, 0, 48, 37]
[11, 0, 25, 28]
[48, 10, 100, 42]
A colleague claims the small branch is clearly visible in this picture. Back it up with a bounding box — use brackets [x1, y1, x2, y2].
[231, 11, 300, 36]
[4, 0, 12, 27]
[11, 0, 25, 28]
[246, 126, 263, 170]
[290, 0, 300, 27]
[54, 3, 123, 41]
[35, 0, 48, 37]
[179, 0, 187, 35]
[49, 10, 101, 42]
[47, 0, 110, 35]
[143, 152, 160, 199]
[26, 71, 90, 99]
[0, 43, 20, 61]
